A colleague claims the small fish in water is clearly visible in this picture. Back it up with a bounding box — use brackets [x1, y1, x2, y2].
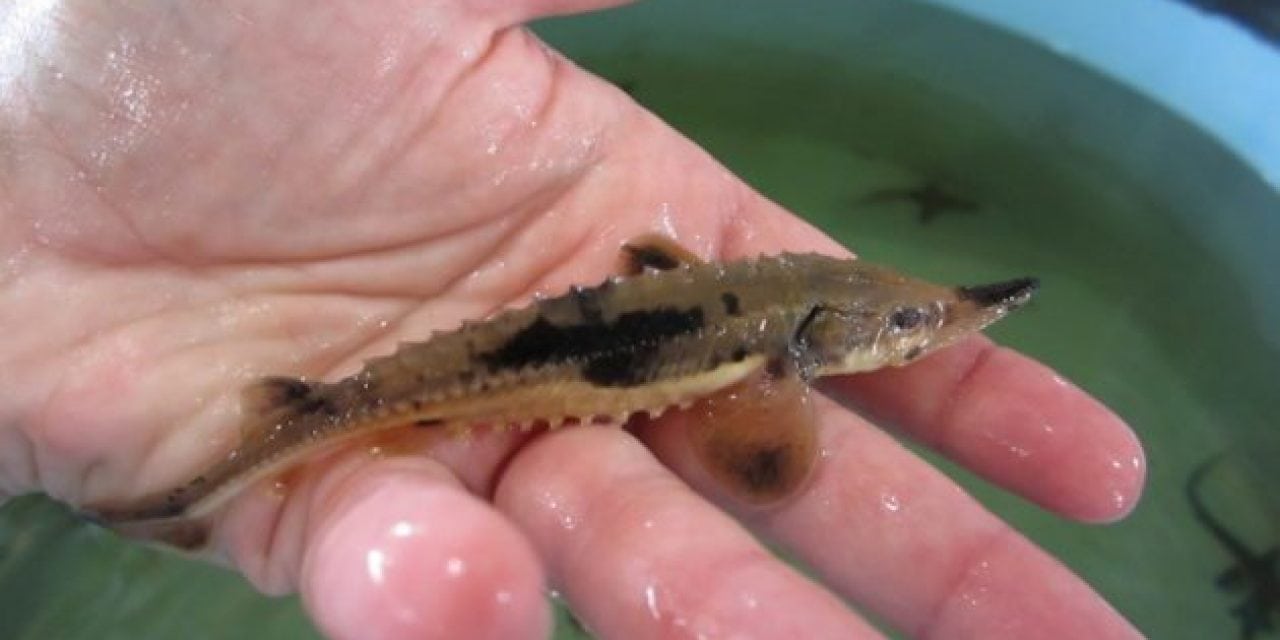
[1187, 455, 1280, 639]
[861, 181, 979, 224]
[86, 235, 1037, 549]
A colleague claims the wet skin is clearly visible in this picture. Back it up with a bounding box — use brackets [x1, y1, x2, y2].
[1, 1, 1146, 639]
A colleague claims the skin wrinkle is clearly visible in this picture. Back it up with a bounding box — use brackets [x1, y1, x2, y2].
[15, 13, 589, 512]
[22, 101, 175, 267]
[163, 32, 578, 272]
[432, 37, 607, 229]
[34, 361, 152, 507]
[18, 36, 683, 519]
[24, 310, 156, 503]
[29, 377, 88, 504]
[913, 522, 1013, 640]
[200, 199, 528, 273]
[260, 457, 323, 592]
[314, 193, 579, 379]
[59, 26, 596, 510]
[426, 57, 618, 309]
[317, 34, 483, 224]
[71, 57, 190, 266]
[0, 421, 38, 496]
[321, 17, 505, 190]
[453, 185, 589, 304]
[506, 30, 560, 141]
[309, 299, 420, 380]
[259, 296, 408, 362]
[112, 12, 473, 265]
[25, 281, 346, 506]
[90, 170, 190, 268]
[927, 340, 1000, 451]
[477, 212, 596, 320]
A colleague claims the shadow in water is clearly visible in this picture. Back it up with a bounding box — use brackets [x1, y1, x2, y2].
[1187, 456, 1280, 639]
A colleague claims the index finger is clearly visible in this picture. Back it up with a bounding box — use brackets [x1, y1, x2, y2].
[823, 337, 1145, 522]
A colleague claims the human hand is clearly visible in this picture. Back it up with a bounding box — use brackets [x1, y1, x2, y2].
[0, 1, 1146, 638]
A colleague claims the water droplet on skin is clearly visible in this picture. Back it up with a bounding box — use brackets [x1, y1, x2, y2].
[445, 557, 466, 578]
[366, 548, 389, 584]
[559, 512, 579, 531]
[643, 584, 662, 621]
[881, 493, 902, 513]
[656, 204, 678, 238]
[537, 490, 581, 532]
[1110, 488, 1131, 511]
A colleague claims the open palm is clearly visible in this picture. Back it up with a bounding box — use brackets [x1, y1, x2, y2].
[1, 1, 1146, 638]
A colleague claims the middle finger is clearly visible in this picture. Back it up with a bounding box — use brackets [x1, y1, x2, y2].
[495, 426, 881, 639]
[641, 396, 1140, 639]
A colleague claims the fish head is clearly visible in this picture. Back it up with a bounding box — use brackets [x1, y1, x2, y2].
[800, 260, 1038, 375]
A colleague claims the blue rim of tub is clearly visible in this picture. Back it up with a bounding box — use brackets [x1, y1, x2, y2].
[924, 0, 1280, 189]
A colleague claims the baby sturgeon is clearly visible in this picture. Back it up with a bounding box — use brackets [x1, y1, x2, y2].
[89, 236, 1037, 547]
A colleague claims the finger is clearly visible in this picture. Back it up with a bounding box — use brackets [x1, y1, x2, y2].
[697, 198, 1144, 522]
[822, 337, 1145, 522]
[495, 427, 882, 639]
[218, 455, 550, 640]
[641, 399, 1142, 640]
[473, 0, 637, 28]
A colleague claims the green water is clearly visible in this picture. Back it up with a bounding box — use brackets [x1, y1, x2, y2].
[568, 38, 1280, 639]
[4, 10, 1279, 640]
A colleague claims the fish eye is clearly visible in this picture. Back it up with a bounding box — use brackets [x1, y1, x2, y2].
[888, 306, 925, 331]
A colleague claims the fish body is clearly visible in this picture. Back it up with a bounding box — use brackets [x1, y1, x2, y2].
[90, 239, 1037, 543]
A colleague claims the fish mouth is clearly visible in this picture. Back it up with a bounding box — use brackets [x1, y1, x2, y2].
[956, 277, 1039, 310]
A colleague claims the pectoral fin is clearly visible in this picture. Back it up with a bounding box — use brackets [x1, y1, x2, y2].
[682, 364, 817, 505]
